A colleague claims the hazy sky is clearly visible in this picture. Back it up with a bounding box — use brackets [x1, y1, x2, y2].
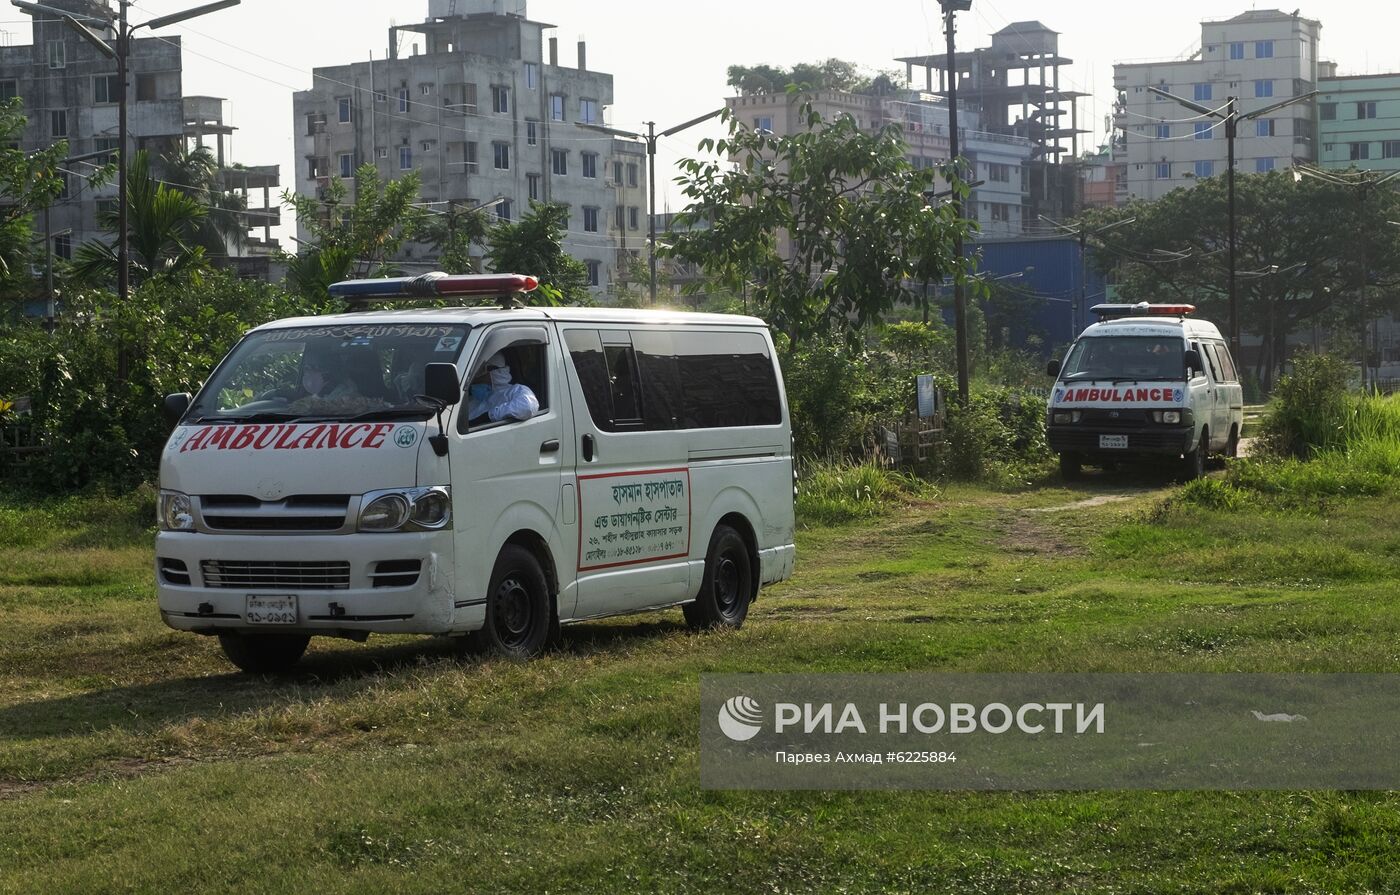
[8, 0, 1397, 232]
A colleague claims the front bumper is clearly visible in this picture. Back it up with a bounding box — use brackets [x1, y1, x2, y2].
[1047, 425, 1195, 457]
[155, 530, 468, 637]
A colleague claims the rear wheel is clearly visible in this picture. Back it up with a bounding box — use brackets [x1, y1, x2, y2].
[1180, 429, 1208, 481]
[1059, 452, 1083, 480]
[1226, 425, 1240, 460]
[471, 545, 553, 660]
[218, 632, 310, 674]
[684, 525, 753, 631]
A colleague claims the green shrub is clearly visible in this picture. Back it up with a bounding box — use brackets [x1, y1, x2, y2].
[1258, 352, 1352, 458]
[943, 388, 1051, 483]
[1175, 477, 1252, 511]
[795, 461, 936, 527]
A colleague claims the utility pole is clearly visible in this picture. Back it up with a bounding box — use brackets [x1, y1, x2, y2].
[941, 0, 973, 403]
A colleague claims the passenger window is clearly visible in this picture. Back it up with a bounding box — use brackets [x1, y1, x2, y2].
[564, 329, 615, 430]
[603, 341, 643, 427]
[1189, 342, 1208, 380]
[458, 341, 548, 432]
[673, 331, 782, 428]
[1202, 343, 1223, 382]
[632, 331, 682, 430]
[1213, 343, 1239, 382]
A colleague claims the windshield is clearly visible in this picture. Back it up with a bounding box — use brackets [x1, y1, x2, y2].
[189, 323, 470, 423]
[1060, 336, 1185, 382]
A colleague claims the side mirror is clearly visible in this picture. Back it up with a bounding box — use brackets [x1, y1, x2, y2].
[423, 363, 462, 406]
[163, 392, 192, 424]
[1183, 349, 1202, 375]
[1046, 359, 1062, 378]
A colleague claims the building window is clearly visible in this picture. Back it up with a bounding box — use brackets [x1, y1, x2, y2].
[615, 205, 625, 228]
[47, 40, 65, 70]
[551, 149, 568, 175]
[528, 173, 541, 201]
[337, 97, 352, 123]
[493, 142, 510, 170]
[1320, 102, 1337, 121]
[465, 142, 478, 171]
[1384, 141, 1400, 160]
[136, 74, 156, 102]
[581, 152, 598, 179]
[579, 98, 599, 124]
[50, 109, 66, 138]
[492, 85, 509, 114]
[376, 147, 388, 160]
[338, 152, 354, 178]
[1194, 160, 1214, 178]
[586, 260, 600, 287]
[420, 83, 433, 96]
[990, 203, 1009, 222]
[550, 94, 565, 121]
[1350, 142, 1370, 161]
[496, 200, 512, 222]
[525, 62, 538, 90]
[1254, 80, 1273, 99]
[583, 206, 600, 232]
[626, 163, 639, 187]
[420, 140, 436, 153]
[54, 233, 71, 261]
[988, 162, 1010, 182]
[374, 89, 386, 104]
[1256, 119, 1275, 137]
[1357, 101, 1378, 120]
[94, 75, 121, 104]
[398, 88, 409, 113]
[1229, 42, 1245, 60]
[95, 137, 118, 154]
[0, 80, 16, 101]
[754, 116, 774, 133]
[1256, 157, 1275, 173]
[1156, 124, 1170, 139]
[613, 161, 624, 183]
[1255, 40, 1274, 59]
[628, 207, 640, 231]
[1155, 162, 1171, 180]
[399, 146, 413, 170]
[526, 120, 538, 146]
[1193, 83, 1212, 102]
[1194, 122, 1213, 140]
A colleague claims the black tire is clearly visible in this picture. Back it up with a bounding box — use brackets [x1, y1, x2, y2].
[1180, 429, 1208, 481]
[1226, 425, 1240, 460]
[684, 525, 753, 631]
[471, 545, 552, 659]
[218, 632, 310, 674]
[1059, 452, 1083, 481]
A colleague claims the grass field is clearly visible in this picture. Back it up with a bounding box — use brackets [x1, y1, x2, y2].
[2, 475, 1400, 893]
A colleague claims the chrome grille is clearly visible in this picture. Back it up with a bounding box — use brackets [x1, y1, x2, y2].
[199, 495, 351, 533]
[200, 560, 351, 590]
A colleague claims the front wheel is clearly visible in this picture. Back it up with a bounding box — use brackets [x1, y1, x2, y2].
[684, 525, 753, 631]
[1179, 429, 1208, 481]
[1059, 452, 1083, 480]
[470, 545, 553, 660]
[218, 632, 310, 674]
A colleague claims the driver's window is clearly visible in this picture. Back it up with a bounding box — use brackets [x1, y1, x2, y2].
[459, 341, 549, 432]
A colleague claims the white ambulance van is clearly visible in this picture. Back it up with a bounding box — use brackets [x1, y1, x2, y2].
[1045, 302, 1244, 480]
[156, 274, 796, 672]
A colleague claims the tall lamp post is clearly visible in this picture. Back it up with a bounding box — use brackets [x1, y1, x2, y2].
[578, 109, 724, 305]
[940, 0, 973, 402]
[1146, 85, 1317, 357]
[13, 0, 241, 311]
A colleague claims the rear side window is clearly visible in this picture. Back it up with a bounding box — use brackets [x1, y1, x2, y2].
[1201, 342, 1223, 382]
[565, 328, 781, 431]
[1211, 343, 1239, 382]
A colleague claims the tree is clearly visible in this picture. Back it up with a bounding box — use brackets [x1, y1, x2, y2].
[281, 164, 426, 301]
[0, 98, 80, 300]
[71, 150, 209, 287]
[1075, 170, 1400, 388]
[485, 202, 590, 306]
[422, 201, 492, 274]
[726, 59, 904, 96]
[162, 144, 249, 256]
[665, 103, 974, 346]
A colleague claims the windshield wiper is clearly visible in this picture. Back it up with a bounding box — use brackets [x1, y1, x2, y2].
[339, 406, 437, 423]
[192, 412, 308, 424]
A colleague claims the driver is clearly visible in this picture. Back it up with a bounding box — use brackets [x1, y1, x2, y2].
[467, 352, 539, 425]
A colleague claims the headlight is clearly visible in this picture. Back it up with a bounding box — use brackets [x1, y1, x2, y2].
[159, 491, 194, 532]
[359, 488, 453, 532]
[1153, 410, 1184, 424]
[1052, 411, 1072, 424]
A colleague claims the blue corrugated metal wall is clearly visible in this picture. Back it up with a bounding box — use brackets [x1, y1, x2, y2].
[974, 237, 1107, 355]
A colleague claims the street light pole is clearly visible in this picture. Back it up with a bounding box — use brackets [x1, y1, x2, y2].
[941, 0, 972, 403]
[1148, 86, 1316, 358]
[578, 108, 723, 305]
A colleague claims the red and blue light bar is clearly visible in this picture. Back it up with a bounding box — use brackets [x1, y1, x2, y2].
[1092, 302, 1196, 319]
[329, 272, 539, 300]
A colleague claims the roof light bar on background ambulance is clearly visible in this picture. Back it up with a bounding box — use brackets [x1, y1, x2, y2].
[329, 272, 540, 308]
[1090, 302, 1197, 321]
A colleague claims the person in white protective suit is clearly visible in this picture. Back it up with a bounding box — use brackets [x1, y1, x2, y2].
[466, 352, 539, 424]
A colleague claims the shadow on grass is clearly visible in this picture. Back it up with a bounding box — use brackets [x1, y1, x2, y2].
[0, 616, 689, 743]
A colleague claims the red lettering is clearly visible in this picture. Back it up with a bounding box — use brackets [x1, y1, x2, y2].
[253, 426, 282, 450]
[207, 427, 235, 450]
[1149, 388, 1162, 402]
[1122, 389, 1136, 403]
[181, 427, 212, 453]
[1088, 389, 1101, 401]
[1136, 389, 1149, 402]
[339, 424, 372, 449]
[228, 426, 259, 451]
[363, 423, 394, 449]
[275, 425, 302, 450]
[317, 425, 344, 450]
[290, 425, 325, 450]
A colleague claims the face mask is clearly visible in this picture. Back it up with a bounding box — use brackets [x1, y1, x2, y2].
[303, 372, 325, 395]
[469, 383, 491, 403]
[489, 367, 511, 389]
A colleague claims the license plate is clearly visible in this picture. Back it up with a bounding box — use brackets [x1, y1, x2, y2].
[246, 595, 298, 625]
[1099, 435, 1129, 450]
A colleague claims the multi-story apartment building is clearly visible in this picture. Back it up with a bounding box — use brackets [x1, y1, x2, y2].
[1113, 9, 1324, 201]
[727, 89, 1033, 239]
[293, 0, 634, 296]
[607, 137, 648, 295]
[1317, 71, 1400, 173]
[3, 0, 279, 266]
